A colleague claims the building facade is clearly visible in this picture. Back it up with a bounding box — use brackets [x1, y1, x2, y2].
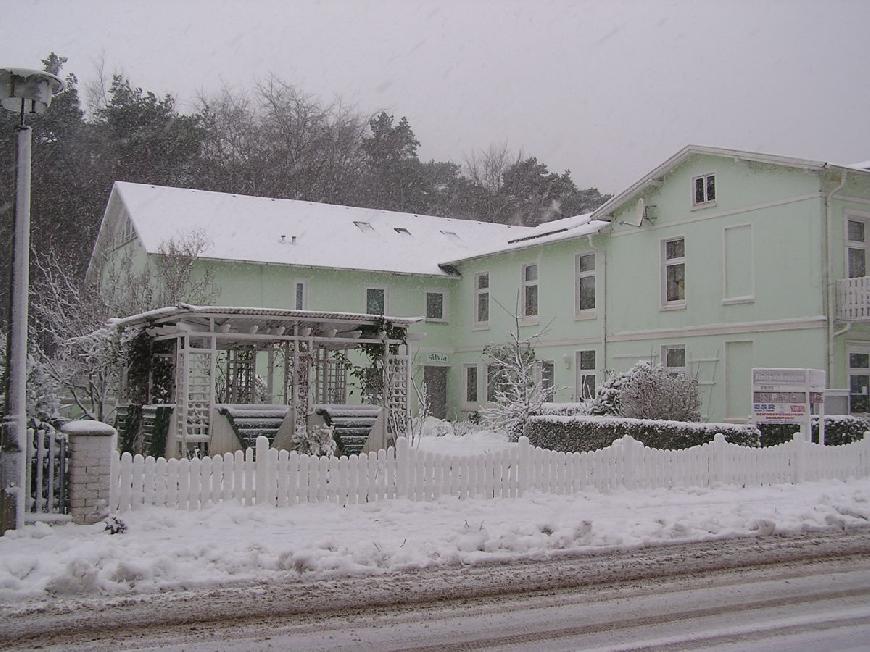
[89, 146, 870, 423]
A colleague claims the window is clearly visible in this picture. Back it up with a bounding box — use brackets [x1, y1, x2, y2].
[394, 227, 411, 236]
[575, 253, 595, 314]
[539, 360, 555, 401]
[465, 365, 478, 403]
[663, 237, 686, 305]
[693, 174, 715, 205]
[847, 217, 868, 278]
[366, 288, 385, 315]
[474, 273, 489, 325]
[522, 263, 538, 317]
[576, 350, 596, 400]
[353, 220, 374, 232]
[440, 230, 459, 239]
[293, 281, 307, 310]
[849, 350, 870, 413]
[661, 345, 687, 376]
[426, 291, 446, 321]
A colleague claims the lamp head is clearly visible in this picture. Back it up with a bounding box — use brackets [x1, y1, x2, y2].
[0, 68, 65, 116]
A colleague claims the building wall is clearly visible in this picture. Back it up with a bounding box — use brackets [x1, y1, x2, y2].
[95, 154, 870, 423]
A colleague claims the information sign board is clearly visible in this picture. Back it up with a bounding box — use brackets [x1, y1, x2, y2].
[751, 368, 825, 424]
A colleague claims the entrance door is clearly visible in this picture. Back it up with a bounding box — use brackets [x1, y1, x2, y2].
[423, 366, 448, 419]
[725, 341, 753, 421]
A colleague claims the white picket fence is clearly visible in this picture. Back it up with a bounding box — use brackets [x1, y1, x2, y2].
[110, 433, 870, 513]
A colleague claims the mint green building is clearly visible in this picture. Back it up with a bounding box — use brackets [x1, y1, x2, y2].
[89, 145, 870, 425]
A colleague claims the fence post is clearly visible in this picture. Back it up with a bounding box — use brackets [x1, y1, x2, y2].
[622, 435, 635, 489]
[62, 420, 117, 525]
[517, 436, 530, 496]
[255, 436, 269, 506]
[396, 436, 409, 499]
[792, 432, 805, 483]
[712, 433, 726, 486]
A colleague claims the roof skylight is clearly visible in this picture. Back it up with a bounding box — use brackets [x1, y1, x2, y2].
[353, 220, 374, 232]
[394, 227, 411, 236]
[440, 230, 459, 239]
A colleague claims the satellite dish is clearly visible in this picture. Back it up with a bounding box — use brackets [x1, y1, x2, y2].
[627, 197, 645, 227]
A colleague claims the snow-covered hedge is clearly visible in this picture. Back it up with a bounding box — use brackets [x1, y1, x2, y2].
[759, 415, 870, 447]
[526, 415, 760, 452]
[536, 402, 591, 416]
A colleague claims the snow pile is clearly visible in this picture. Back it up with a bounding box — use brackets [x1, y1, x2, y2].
[417, 426, 515, 456]
[1, 478, 869, 602]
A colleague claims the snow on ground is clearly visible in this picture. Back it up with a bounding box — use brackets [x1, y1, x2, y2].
[2, 472, 869, 604]
[415, 421, 516, 456]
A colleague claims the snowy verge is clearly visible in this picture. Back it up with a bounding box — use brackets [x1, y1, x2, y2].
[1, 478, 869, 604]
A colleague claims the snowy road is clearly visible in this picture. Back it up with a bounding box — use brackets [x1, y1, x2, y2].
[2, 528, 869, 651]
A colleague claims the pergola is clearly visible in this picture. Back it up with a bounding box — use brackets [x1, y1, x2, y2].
[113, 304, 419, 457]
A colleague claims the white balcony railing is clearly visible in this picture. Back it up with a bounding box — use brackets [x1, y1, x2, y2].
[836, 276, 870, 321]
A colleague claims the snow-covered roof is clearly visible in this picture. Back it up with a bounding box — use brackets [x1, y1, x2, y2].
[847, 160, 870, 171]
[109, 303, 421, 329]
[440, 212, 609, 265]
[112, 182, 531, 277]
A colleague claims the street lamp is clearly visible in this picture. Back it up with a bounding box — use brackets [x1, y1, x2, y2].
[0, 68, 64, 534]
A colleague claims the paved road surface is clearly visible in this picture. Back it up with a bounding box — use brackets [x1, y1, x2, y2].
[3, 528, 869, 651]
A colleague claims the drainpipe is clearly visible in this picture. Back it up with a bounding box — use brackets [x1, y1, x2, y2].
[825, 169, 848, 384]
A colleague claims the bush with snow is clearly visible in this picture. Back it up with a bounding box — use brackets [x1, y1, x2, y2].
[526, 414, 760, 452]
[590, 361, 701, 422]
[759, 415, 870, 447]
[292, 423, 337, 456]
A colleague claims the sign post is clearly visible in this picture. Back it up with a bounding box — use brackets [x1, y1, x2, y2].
[751, 368, 826, 443]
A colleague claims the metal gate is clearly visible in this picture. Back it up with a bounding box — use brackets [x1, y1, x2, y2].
[26, 422, 70, 519]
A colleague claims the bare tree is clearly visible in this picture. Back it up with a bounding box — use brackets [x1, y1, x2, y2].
[481, 296, 548, 441]
[464, 142, 521, 192]
[28, 231, 216, 421]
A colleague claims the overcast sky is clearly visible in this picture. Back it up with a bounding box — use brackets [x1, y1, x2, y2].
[6, 0, 870, 192]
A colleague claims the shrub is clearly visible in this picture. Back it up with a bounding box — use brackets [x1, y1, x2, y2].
[758, 415, 870, 447]
[589, 362, 701, 422]
[292, 424, 337, 456]
[536, 402, 592, 416]
[526, 415, 760, 452]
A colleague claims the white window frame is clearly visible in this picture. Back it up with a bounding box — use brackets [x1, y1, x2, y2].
[365, 287, 387, 316]
[425, 289, 447, 323]
[576, 350, 596, 400]
[661, 344, 687, 376]
[721, 223, 754, 304]
[464, 364, 479, 405]
[522, 263, 539, 319]
[692, 173, 716, 207]
[845, 211, 870, 279]
[292, 279, 308, 310]
[574, 252, 596, 318]
[474, 272, 490, 328]
[847, 344, 870, 414]
[661, 236, 686, 309]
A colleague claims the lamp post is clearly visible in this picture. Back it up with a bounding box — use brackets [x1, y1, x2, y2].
[0, 68, 64, 534]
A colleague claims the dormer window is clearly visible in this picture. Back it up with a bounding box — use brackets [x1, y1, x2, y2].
[354, 220, 374, 232]
[693, 174, 716, 206]
[394, 227, 411, 236]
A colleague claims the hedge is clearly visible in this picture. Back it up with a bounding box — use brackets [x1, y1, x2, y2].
[758, 415, 870, 447]
[525, 415, 760, 453]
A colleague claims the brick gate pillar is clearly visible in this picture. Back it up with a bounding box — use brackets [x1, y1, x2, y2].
[62, 420, 117, 524]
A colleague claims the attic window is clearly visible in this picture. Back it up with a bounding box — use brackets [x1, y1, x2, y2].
[354, 221, 374, 232]
[394, 227, 411, 236]
[440, 230, 459, 239]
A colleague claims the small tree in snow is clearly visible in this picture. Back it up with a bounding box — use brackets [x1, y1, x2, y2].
[481, 311, 546, 441]
[591, 361, 701, 422]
